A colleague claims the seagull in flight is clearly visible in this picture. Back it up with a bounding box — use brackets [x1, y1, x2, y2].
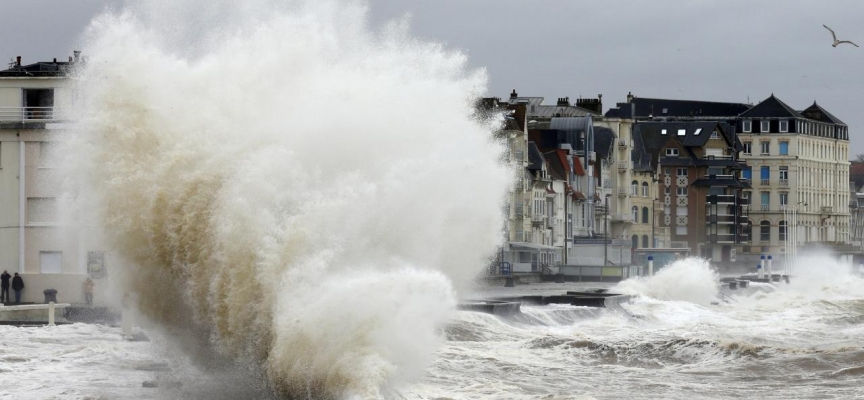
[823, 25, 859, 47]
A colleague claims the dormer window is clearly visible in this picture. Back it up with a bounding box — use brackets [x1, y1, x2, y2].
[694, 128, 702, 135]
[742, 120, 752, 133]
[761, 120, 770, 133]
[665, 148, 679, 156]
[779, 120, 788, 133]
[661, 129, 667, 135]
[662, 108, 668, 114]
[677, 129, 685, 136]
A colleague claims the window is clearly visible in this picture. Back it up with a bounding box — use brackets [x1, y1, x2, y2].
[631, 180, 639, 195]
[761, 120, 770, 133]
[642, 207, 649, 223]
[677, 186, 688, 196]
[695, 128, 703, 135]
[677, 168, 688, 177]
[632, 206, 639, 222]
[40, 251, 62, 274]
[779, 220, 787, 241]
[779, 120, 788, 132]
[661, 129, 667, 135]
[708, 167, 724, 176]
[664, 167, 671, 176]
[742, 167, 752, 180]
[709, 131, 718, 139]
[642, 235, 649, 248]
[761, 141, 770, 155]
[761, 191, 770, 209]
[743, 142, 752, 154]
[779, 166, 788, 182]
[760, 166, 770, 180]
[676, 226, 687, 235]
[666, 148, 679, 156]
[642, 182, 649, 197]
[760, 221, 771, 242]
[676, 129, 686, 136]
[632, 235, 639, 249]
[665, 187, 671, 195]
[779, 141, 789, 155]
[742, 120, 752, 133]
[780, 192, 788, 206]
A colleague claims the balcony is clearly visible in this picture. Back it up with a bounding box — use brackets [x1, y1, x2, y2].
[707, 233, 738, 244]
[707, 214, 737, 224]
[617, 187, 627, 197]
[779, 179, 788, 186]
[0, 107, 66, 122]
[760, 179, 770, 185]
[611, 213, 633, 223]
[821, 206, 833, 214]
[760, 204, 769, 211]
[618, 162, 628, 172]
[532, 214, 546, 227]
[618, 140, 628, 148]
[707, 195, 736, 204]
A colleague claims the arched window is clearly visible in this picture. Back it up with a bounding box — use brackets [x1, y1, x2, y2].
[779, 220, 787, 241]
[642, 235, 649, 248]
[631, 234, 639, 249]
[632, 206, 639, 223]
[760, 220, 771, 242]
[642, 182, 649, 197]
[631, 180, 639, 195]
[642, 207, 649, 224]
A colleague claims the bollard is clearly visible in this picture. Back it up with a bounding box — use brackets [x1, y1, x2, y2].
[504, 277, 516, 288]
[759, 255, 765, 279]
[767, 255, 773, 281]
[729, 281, 738, 290]
[738, 280, 748, 288]
[48, 301, 55, 326]
[648, 255, 654, 277]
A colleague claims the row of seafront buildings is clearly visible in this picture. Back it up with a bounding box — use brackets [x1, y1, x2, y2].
[490, 89, 853, 279]
[0, 54, 857, 295]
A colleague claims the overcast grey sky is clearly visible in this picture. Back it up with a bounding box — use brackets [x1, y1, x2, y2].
[3, 0, 863, 154]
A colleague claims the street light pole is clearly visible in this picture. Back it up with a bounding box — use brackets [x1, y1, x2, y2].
[604, 194, 609, 266]
[652, 198, 656, 248]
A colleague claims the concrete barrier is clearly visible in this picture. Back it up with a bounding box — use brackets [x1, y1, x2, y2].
[0, 303, 71, 323]
[457, 300, 521, 316]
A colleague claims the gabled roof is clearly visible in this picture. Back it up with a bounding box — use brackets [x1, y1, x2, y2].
[630, 125, 654, 172]
[543, 151, 568, 181]
[738, 94, 802, 119]
[527, 142, 545, 172]
[629, 97, 750, 118]
[592, 126, 616, 160]
[507, 95, 599, 118]
[801, 102, 846, 125]
[634, 121, 737, 170]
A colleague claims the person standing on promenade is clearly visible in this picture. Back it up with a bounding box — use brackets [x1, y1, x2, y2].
[11, 273, 24, 304]
[82, 278, 94, 306]
[0, 270, 10, 303]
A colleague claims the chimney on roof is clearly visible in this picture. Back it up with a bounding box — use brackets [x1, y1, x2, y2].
[626, 91, 634, 103]
[68, 56, 73, 62]
[576, 96, 603, 114]
[510, 89, 518, 99]
[16, 56, 21, 66]
[53, 58, 57, 64]
[73, 51, 81, 63]
[557, 97, 570, 106]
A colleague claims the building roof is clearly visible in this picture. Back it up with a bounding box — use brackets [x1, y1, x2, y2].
[633, 121, 739, 170]
[629, 97, 751, 119]
[801, 102, 846, 125]
[543, 150, 568, 181]
[0, 60, 74, 77]
[593, 126, 616, 160]
[527, 142, 545, 171]
[738, 94, 802, 119]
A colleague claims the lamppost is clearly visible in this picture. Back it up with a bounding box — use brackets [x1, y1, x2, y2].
[652, 198, 657, 248]
[604, 193, 611, 266]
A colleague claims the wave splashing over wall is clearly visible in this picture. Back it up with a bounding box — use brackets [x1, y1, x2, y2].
[614, 258, 719, 306]
[69, 1, 512, 398]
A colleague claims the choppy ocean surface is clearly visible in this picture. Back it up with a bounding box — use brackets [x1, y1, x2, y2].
[2, 257, 863, 400]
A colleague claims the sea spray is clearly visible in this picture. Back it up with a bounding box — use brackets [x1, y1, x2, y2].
[614, 258, 719, 305]
[65, 1, 513, 397]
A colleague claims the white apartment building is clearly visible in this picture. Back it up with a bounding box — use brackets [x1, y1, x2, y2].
[737, 95, 851, 255]
[0, 54, 106, 304]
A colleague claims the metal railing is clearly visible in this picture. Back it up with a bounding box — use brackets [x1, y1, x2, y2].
[0, 107, 66, 121]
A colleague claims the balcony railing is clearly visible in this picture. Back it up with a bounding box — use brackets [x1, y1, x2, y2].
[760, 204, 769, 211]
[617, 187, 627, 197]
[779, 179, 788, 186]
[760, 179, 770, 185]
[618, 162, 628, 172]
[0, 107, 66, 122]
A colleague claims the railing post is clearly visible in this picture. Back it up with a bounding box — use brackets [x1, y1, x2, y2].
[48, 301, 55, 326]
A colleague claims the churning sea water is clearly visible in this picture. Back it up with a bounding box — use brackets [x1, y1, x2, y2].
[16, 0, 861, 398]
